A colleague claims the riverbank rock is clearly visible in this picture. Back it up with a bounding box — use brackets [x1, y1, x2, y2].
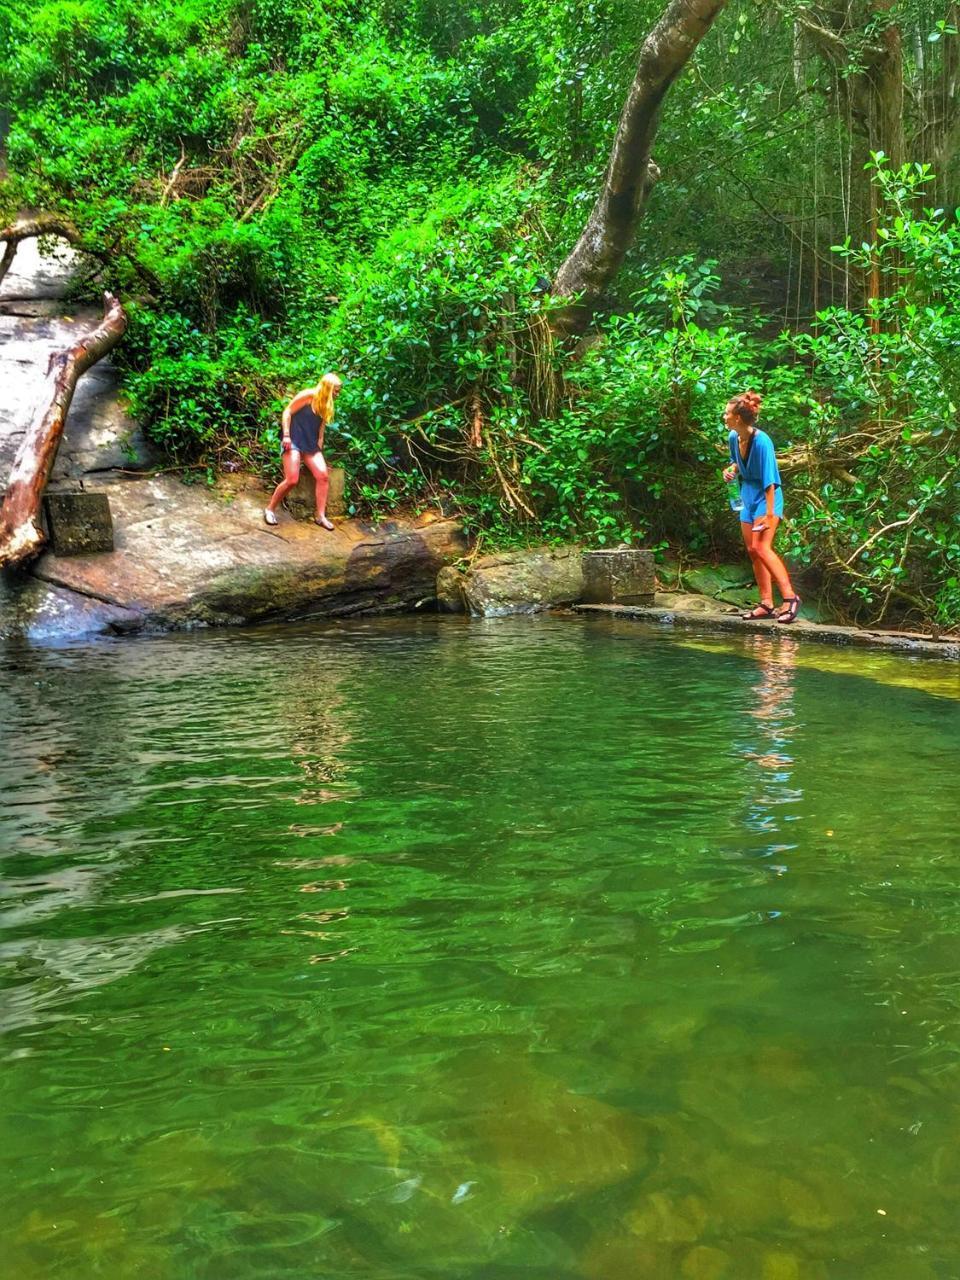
[683, 563, 755, 609]
[10, 475, 466, 635]
[436, 564, 467, 614]
[454, 545, 583, 617]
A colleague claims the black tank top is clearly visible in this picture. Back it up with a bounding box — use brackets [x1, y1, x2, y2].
[289, 403, 322, 454]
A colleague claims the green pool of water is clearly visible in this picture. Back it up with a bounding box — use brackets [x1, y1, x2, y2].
[1, 616, 958, 1279]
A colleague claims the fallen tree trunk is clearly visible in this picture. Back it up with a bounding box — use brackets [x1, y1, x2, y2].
[0, 213, 84, 289]
[0, 291, 127, 568]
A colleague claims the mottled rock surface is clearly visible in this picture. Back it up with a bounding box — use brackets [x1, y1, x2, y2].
[582, 547, 655, 603]
[435, 564, 466, 613]
[458, 545, 583, 617]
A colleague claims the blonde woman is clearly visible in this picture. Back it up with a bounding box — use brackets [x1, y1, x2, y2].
[264, 372, 342, 529]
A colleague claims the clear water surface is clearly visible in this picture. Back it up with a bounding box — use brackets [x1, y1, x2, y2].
[1, 616, 958, 1279]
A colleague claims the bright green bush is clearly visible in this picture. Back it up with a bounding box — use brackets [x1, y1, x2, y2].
[1, 0, 957, 625]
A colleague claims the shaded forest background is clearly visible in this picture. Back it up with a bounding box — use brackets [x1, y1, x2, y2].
[0, 0, 958, 624]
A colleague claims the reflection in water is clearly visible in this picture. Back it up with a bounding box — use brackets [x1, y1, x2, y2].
[281, 675, 358, 962]
[289, 684, 356, 807]
[736, 636, 801, 870]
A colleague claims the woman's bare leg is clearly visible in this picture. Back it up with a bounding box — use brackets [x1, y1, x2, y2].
[742, 521, 774, 607]
[750, 518, 795, 603]
[304, 451, 333, 528]
[266, 448, 301, 512]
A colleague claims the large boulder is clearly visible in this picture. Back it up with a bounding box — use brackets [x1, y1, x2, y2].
[12, 474, 466, 635]
[457, 545, 583, 617]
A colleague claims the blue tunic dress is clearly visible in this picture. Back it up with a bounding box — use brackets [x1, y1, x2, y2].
[729, 428, 783, 522]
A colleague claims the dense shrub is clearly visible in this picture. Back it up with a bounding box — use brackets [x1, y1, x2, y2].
[0, 0, 957, 624]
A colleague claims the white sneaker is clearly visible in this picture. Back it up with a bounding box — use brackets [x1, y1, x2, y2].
[263, 508, 278, 526]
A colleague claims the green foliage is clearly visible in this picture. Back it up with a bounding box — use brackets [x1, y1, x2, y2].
[0, 0, 958, 625]
[783, 162, 960, 624]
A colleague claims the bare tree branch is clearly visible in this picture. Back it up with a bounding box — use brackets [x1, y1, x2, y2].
[0, 213, 83, 287]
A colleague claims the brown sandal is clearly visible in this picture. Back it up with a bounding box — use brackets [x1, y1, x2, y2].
[777, 596, 801, 624]
[742, 603, 777, 620]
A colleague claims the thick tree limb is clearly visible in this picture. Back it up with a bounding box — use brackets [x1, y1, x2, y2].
[0, 214, 84, 288]
[0, 213, 162, 295]
[551, 0, 729, 337]
[0, 292, 127, 567]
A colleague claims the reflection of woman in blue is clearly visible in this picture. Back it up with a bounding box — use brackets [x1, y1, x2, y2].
[722, 391, 801, 623]
[738, 637, 800, 871]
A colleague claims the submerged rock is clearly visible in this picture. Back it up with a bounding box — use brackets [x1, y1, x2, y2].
[319, 1051, 648, 1273]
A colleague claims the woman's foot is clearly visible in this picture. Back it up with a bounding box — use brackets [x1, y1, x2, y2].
[742, 602, 776, 620]
[777, 596, 801, 624]
[315, 515, 335, 531]
[263, 508, 279, 526]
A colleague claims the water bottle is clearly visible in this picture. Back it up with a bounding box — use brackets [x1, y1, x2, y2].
[726, 477, 743, 513]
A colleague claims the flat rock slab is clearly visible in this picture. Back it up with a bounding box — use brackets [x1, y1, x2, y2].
[27, 474, 466, 632]
[574, 602, 960, 660]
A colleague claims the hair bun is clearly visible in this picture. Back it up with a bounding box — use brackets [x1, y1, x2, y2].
[741, 390, 762, 413]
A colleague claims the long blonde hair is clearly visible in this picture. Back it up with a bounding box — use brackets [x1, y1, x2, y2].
[312, 372, 342, 424]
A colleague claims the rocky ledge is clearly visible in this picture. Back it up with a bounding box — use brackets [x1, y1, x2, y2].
[1, 475, 466, 638]
[574, 601, 960, 660]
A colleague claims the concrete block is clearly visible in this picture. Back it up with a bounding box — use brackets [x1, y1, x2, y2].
[285, 466, 346, 519]
[43, 490, 114, 555]
[581, 548, 655, 604]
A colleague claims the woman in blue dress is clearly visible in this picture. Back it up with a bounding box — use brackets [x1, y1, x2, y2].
[263, 372, 342, 529]
[722, 390, 801, 623]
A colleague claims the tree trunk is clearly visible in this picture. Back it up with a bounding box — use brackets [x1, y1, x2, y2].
[0, 292, 127, 567]
[551, 0, 730, 337]
[868, 0, 903, 169]
[0, 213, 84, 288]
